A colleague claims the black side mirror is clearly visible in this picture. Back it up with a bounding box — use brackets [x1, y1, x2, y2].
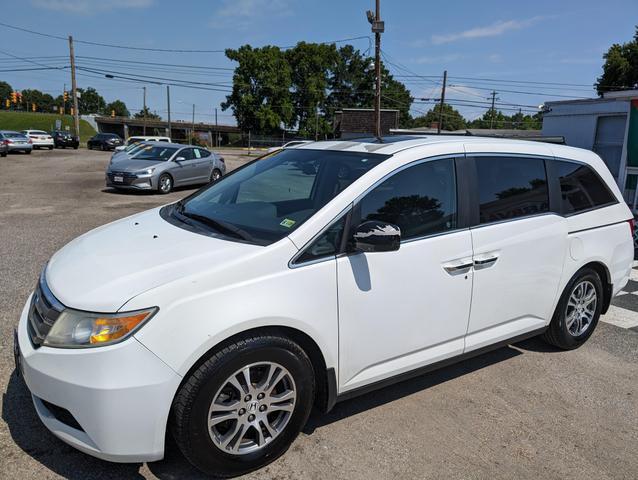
[351, 220, 401, 253]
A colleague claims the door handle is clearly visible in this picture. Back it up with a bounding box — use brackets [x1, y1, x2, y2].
[443, 259, 474, 276]
[473, 253, 499, 269]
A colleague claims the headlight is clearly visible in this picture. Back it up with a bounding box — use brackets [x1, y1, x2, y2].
[43, 307, 158, 348]
[136, 168, 155, 175]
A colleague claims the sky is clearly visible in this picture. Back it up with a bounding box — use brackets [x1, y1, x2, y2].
[0, 0, 636, 125]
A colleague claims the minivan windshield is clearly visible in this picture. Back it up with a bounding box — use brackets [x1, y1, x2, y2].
[132, 145, 178, 161]
[174, 148, 390, 245]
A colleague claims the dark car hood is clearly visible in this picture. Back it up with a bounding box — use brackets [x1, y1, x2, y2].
[108, 158, 166, 173]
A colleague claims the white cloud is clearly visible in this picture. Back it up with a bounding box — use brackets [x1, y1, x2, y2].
[209, 0, 291, 29]
[31, 0, 152, 14]
[431, 16, 544, 45]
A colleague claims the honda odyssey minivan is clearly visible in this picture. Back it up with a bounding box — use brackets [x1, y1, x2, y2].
[15, 136, 634, 476]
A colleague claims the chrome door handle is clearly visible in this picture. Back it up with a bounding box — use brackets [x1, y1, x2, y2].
[443, 259, 474, 275]
[473, 254, 499, 269]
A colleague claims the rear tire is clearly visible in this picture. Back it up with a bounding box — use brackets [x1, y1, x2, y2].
[25, 150, 31, 155]
[171, 334, 315, 477]
[542, 267, 603, 350]
[48, 146, 53, 150]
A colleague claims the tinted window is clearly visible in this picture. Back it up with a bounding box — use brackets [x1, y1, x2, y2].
[178, 148, 194, 160]
[197, 148, 211, 158]
[295, 214, 347, 264]
[179, 149, 388, 245]
[358, 158, 457, 240]
[476, 156, 548, 224]
[555, 160, 616, 214]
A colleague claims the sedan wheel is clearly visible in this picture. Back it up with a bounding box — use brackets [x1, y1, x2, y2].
[565, 280, 597, 337]
[158, 174, 173, 194]
[210, 169, 222, 183]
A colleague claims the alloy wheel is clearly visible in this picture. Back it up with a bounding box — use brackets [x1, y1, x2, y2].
[207, 362, 296, 455]
[565, 280, 597, 337]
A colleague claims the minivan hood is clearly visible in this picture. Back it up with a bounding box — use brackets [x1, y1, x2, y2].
[46, 208, 260, 311]
[108, 158, 166, 172]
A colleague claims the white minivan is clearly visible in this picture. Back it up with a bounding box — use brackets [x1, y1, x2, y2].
[15, 136, 634, 476]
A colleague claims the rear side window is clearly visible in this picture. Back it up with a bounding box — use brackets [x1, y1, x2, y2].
[358, 158, 457, 240]
[476, 156, 548, 224]
[554, 160, 617, 214]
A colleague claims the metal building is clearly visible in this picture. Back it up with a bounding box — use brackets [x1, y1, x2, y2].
[542, 90, 638, 210]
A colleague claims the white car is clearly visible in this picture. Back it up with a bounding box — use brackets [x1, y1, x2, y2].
[14, 136, 634, 476]
[21, 130, 54, 149]
[266, 140, 312, 153]
[114, 136, 171, 152]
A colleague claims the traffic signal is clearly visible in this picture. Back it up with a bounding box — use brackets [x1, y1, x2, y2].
[4, 98, 9, 108]
[32, 103, 36, 112]
[63, 91, 68, 102]
[10, 91, 17, 103]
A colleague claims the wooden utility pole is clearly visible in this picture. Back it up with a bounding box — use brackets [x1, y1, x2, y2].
[142, 86, 147, 135]
[166, 85, 171, 138]
[191, 103, 195, 145]
[68, 36, 80, 138]
[437, 70, 447, 134]
[368, 0, 384, 138]
[215, 107, 218, 147]
[489, 90, 499, 129]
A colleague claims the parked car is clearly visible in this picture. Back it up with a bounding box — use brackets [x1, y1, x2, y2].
[14, 137, 634, 476]
[51, 130, 79, 149]
[87, 133, 123, 151]
[0, 136, 7, 157]
[114, 136, 171, 152]
[105, 142, 225, 193]
[0, 130, 32, 154]
[110, 141, 149, 163]
[21, 130, 54, 149]
[267, 139, 312, 153]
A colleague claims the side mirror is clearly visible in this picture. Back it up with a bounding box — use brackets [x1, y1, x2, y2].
[175, 156, 186, 162]
[351, 220, 401, 253]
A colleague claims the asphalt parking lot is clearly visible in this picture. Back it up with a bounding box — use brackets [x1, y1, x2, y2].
[1, 148, 638, 479]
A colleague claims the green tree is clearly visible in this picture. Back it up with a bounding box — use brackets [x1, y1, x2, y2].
[222, 45, 294, 133]
[133, 106, 161, 120]
[286, 42, 339, 137]
[19, 88, 55, 112]
[596, 26, 638, 95]
[412, 103, 467, 131]
[105, 100, 130, 117]
[77, 87, 106, 114]
[0, 80, 12, 105]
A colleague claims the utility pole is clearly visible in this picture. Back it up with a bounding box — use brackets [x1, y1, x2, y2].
[437, 70, 447, 134]
[488, 90, 499, 129]
[142, 86, 147, 135]
[191, 103, 195, 145]
[315, 102, 319, 141]
[367, 0, 384, 138]
[166, 85, 171, 138]
[68, 36, 80, 138]
[215, 107, 218, 147]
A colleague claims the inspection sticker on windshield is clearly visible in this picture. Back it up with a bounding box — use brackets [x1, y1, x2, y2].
[280, 218, 296, 228]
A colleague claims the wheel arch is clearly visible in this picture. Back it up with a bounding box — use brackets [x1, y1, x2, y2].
[173, 325, 335, 414]
[580, 261, 613, 314]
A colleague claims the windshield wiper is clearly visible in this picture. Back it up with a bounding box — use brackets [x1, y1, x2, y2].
[177, 207, 255, 243]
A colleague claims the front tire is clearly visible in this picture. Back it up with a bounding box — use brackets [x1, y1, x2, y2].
[210, 168, 222, 183]
[158, 173, 173, 194]
[542, 267, 603, 350]
[171, 334, 315, 477]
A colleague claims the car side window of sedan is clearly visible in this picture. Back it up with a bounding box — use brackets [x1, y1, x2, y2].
[179, 148, 195, 160]
[197, 148, 211, 158]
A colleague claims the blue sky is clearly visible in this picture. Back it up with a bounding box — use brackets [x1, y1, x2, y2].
[0, 0, 636, 124]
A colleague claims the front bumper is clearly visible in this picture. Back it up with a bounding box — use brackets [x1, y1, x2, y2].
[16, 294, 182, 462]
[105, 172, 155, 191]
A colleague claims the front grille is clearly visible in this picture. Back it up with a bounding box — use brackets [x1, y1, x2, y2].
[107, 171, 138, 185]
[27, 275, 64, 348]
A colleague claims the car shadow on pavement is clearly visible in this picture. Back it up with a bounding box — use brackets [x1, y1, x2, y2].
[3, 344, 527, 480]
[303, 344, 522, 433]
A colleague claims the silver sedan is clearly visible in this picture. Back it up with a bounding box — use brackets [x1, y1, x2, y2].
[105, 142, 226, 194]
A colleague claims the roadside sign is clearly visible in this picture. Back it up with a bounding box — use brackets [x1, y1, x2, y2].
[65, 126, 70, 131]
[55, 119, 61, 130]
